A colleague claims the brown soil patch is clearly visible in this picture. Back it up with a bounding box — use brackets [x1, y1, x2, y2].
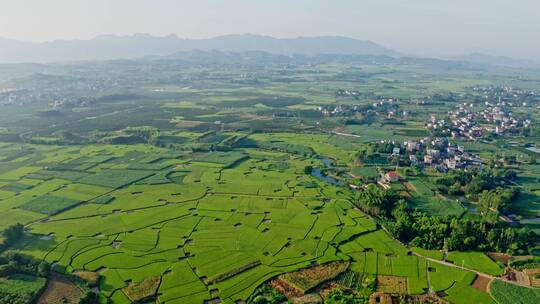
[514, 270, 531, 286]
[487, 252, 512, 265]
[367, 292, 448, 304]
[278, 262, 349, 294]
[369, 292, 393, 304]
[524, 269, 540, 287]
[270, 278, 303, 298]
[318, 283, 354, 300]
[399, 191, 411, 198]
[407, 294, 448, 304]
[471, 275, 491, 292]
[73, 271, 100, 286]
[37, 273, 85, 304]
[376, 275, 407, 294]
[292, 293, 323, 304]
[122, 276, 161, 302]
[404, 182, 416, 191]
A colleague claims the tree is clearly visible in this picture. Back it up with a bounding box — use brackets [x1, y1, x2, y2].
[504, 170, 517, 182]
[79, 292, 99, 304]
[354, 184, 398, 217]
[252, 296, 268, 304]
[465, 178, 488, 196]
[389, 200, 414, 241]
[487, 229, 500, 251]
[478, 187, 519, 220]
[325, 289, 356, 304]
[2, 223, 24, 248]
[449, 182, 463, 195]
[38, 261, 50, 277]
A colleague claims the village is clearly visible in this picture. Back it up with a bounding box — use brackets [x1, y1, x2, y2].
[427, 99, 533, 140]
[346, 135, 484, 195]
[318, 94, 404, 118]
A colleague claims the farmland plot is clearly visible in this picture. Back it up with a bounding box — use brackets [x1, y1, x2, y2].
[0, 144, 497, 304]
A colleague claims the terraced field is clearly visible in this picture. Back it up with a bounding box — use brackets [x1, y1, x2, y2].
[0, 43, 539, 304]
[0, 142, 505, 303]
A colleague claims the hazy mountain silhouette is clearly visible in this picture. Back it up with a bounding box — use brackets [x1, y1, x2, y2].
[457, 52, 540, 69]
[0, 34, 400, 63]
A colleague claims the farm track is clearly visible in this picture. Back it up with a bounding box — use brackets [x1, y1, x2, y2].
[354, 205, 536, 294]
[486, 279, 502, 304]
[415, 254, 539, 290]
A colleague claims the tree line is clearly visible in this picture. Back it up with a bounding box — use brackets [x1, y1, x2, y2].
[352, 178, 537, 255]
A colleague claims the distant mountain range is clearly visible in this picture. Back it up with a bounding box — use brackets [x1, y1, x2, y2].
[0, 34, 400, 63]
[456, 52, 540, 69]
[1, 34, 538, 69]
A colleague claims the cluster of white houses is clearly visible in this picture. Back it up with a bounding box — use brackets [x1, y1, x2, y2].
[391, 137, 481, 170]
[335, 89, 361, 97]
[426, 101, 532, 140]
[317, 104, 359, 116]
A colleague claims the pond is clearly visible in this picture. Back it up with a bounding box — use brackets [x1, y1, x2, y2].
[315, 157, 333, 168]
[311, 168, 341, 186]
[312, 157, 341, 185]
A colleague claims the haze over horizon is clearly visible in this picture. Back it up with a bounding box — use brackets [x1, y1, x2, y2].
[1, 0, 539, 60]
[2, 2, 540, 304]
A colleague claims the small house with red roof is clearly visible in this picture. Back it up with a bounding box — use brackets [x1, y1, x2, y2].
[384, 171, 400, 183]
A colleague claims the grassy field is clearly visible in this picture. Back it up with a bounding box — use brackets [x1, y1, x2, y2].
[0, 145, 368, 303]
[19, 195, 81, 215]
[350, 166, 380, 180]
[446, 252, 505, 276]
[2, 57, 536, 304]
[445, 281, 496, 304]
[0, 274, 47, 304]
[407, 177, 466, 216]
[412, 247, 444, 260]
[0, 142, 493, 304]
[490, 279, 540, 304]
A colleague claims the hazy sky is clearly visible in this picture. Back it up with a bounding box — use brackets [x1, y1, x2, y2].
[1, 0, 539, 59]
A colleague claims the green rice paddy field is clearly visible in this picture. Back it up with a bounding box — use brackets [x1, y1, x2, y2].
[490, 280, 540, 304]
[0, 140, 504, 304]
